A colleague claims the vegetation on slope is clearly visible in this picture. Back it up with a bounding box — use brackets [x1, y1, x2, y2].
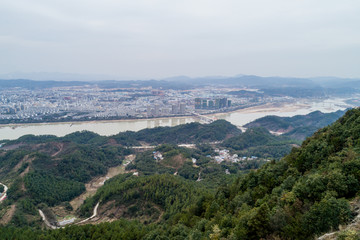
[24, 171, 85, 206]
[0, 132, 134, 227]
[1, 109, 359, 239]
[222, 127, 299, 159]
[244, 110, 345, 140]
[79, 174, 208, 220]
[59, 108, 360, 238]
[112, 119, 241, 145]
[126, 144, 269, 189]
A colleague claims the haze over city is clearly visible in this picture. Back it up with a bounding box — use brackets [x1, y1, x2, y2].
[3, 1, 360, 239]
[1, 0, 360, 80]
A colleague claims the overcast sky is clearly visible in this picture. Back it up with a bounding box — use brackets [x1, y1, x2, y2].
[1, 0, 360, 80]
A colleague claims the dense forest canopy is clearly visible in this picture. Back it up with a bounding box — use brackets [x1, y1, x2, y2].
[1, 109, 359, 239]
[112, 119, 241, 145]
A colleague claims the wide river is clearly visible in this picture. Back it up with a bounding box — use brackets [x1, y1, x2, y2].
[0, 98, 355, 141]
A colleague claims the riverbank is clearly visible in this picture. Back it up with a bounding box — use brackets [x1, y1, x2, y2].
[0, 97, 353, 141]
[0, 102, 265, 129]
[0, 115, 195, 130]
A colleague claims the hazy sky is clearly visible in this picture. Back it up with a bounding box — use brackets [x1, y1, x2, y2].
[1, 0, 360, 79]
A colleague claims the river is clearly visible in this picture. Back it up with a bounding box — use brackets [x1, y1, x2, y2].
[0, 98, 355, 141]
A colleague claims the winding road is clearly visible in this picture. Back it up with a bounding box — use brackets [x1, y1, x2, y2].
[39, 210, 59, 229]
[39, 202, 100, 228]
[0, 182, 8, 202]
[77, 202, 100, 224]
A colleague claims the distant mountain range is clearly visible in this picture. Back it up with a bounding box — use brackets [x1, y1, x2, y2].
[1, 74, 360, 96]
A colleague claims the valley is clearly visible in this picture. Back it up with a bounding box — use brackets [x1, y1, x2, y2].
[3, 0, 360, 238]
[0, 108, 359, 239]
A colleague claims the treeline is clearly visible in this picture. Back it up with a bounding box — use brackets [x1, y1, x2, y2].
[5, 130, 106, 146]
[112, 120, 241, 145]
[4, 120, 240, 148]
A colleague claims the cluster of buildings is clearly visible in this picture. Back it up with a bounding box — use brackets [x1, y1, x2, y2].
[213, 148, 258, 163]
[147, 102, 187, 117]
[0, 84, 295, 123]
[153, 151, 164, 161]
[214, 149, 239, 163]
[0, 87, 196, 122]
[195, 97, 231, 110]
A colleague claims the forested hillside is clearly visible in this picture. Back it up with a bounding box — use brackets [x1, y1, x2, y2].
[112, 119, 241, 145]
[244, 110, 345, 140]
[0, 120, 243, 228]
[63, 108, 360, 239]
[0, 132, 133, 227]
[1, 109, 359, 239]
[222, 127, 299, 158]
